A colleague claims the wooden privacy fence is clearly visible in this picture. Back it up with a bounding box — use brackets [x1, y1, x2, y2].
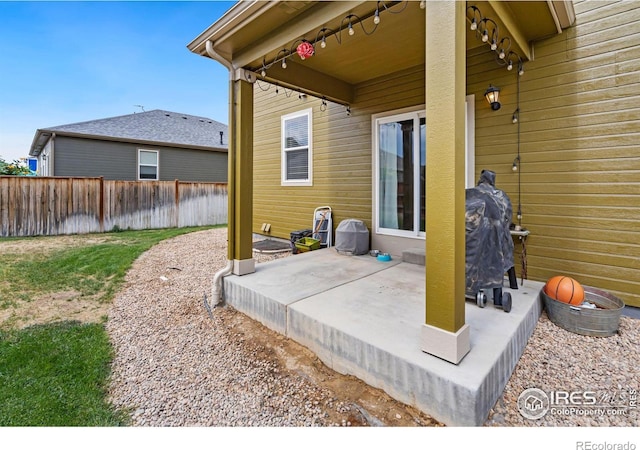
[0, 176, 228, 237]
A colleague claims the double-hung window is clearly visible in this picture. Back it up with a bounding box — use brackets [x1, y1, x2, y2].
[281, 109, 312, 186]
[138, 149, 159, 180]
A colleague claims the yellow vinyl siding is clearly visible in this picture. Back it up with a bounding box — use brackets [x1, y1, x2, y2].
[253, 65, 425, 243]
[253, 1, 640, 307]
[469, 0, 640, 306]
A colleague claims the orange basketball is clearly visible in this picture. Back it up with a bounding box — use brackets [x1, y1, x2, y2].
[544, 276, 585, 305]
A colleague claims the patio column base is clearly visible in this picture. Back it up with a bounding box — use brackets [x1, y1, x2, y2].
[233, 258, 255, 276]
[421, 323, 470, 364]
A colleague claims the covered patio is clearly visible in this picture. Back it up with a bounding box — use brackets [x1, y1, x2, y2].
[187, 0, 575, 427]
[223, 247, 544, 426]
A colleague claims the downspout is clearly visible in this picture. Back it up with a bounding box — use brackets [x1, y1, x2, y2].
[211, 260, 233, 308]
[206, 40, 235, 308]
[50, 132, 56, 176]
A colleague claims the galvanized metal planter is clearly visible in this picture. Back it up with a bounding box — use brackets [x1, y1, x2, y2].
[541, 286, 625, 337]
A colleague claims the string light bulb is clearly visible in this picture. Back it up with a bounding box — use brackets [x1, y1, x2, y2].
[467, 5, 481, 30]
[498, 38, 511, 61]
[255, 2, 458, 84]
[467, 7, 523, 74]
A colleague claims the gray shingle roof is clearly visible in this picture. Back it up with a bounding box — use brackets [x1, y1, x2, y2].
[30, 109, 227, 156]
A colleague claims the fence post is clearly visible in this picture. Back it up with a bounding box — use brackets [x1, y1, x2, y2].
[99, 176, 105, 232]
[174, 179, 180, 228]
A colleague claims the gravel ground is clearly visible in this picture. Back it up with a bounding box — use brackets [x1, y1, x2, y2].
[106, 228, 438, 427]
[107, 228, 639, 427]
[487, 313, 640, 426]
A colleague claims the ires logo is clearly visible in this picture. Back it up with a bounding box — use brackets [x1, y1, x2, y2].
[518, 388, 550, 420]
[518, 387, 635, 420]
[549, 391, 597, 405]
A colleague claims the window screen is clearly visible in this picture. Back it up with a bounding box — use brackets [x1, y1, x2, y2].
[285, 149, 309, 180]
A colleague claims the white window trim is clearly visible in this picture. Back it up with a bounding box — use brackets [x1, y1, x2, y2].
[137, 149, 159, 181]
[373, 105, 426, 239]
[372, 102, 475, 239]
[281, 108, 313, 187]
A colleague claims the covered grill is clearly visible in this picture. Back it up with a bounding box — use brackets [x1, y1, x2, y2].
[335, 219, 370, 256]
[465, 170, 518, 312]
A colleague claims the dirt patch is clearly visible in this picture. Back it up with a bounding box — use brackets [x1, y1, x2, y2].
[227, 309, 441, 427]
[0, 234, 115, 255]
[0, 290, 110, 329]
[0, 233, 115, 330]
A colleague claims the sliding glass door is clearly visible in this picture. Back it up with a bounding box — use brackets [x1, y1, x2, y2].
[375, 110, 426, 238]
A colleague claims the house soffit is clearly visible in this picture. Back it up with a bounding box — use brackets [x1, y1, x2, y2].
[192, 1, 425, 103]
[191, 1, 574, 104]
[236, 1, 425, 85]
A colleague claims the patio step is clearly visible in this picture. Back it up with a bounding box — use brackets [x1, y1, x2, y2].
[402, 248, 425, 266]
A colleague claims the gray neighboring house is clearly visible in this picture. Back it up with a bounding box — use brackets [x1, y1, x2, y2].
[29, 109, 228, 182]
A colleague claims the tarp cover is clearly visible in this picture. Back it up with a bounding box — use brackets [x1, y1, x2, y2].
[465, 170, 514, 294]
[335, 219, 369, 255]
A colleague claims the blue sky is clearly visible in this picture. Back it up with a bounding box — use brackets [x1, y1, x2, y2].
[0, 1, 235, 161]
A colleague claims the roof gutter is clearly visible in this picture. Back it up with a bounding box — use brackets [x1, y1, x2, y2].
[206, 40, 235, 75]
[187, 1, 278, 55]
[29, 129, 52, 156]
[30, 130, 227, 154]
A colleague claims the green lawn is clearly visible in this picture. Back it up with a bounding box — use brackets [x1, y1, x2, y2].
[0, 321, 127, 426]
[0, 226, 217, 426]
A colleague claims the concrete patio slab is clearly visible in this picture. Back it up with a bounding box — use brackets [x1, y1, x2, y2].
[223, 248, 544, 426]
[224, 249, 400, 334]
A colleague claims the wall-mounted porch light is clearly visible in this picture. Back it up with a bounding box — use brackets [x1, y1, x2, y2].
[484, 85, 501, 110]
